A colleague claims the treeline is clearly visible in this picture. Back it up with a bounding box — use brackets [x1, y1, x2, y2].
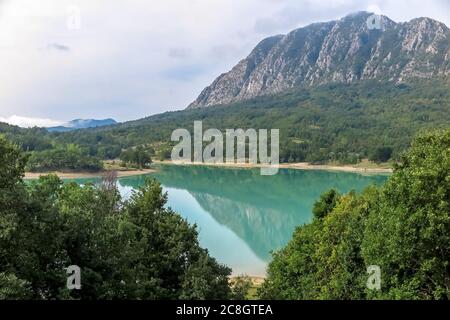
[51, 79, 450, 164]
[258, 130, 450, 300]
[119, 145, 153, 169]
[27, 144, 103, 172]
[0, 136, 233, 299]
[2, 79, 450, 169]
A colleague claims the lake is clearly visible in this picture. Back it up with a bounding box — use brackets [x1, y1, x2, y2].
[75, 164, 389, 277]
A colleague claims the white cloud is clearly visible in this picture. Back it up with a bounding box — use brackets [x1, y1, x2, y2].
[367, 4, 382, 15]
[0, 0, 448, 122]
[0, 115, 63, 128]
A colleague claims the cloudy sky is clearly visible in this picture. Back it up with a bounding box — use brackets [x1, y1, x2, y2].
[0, 0, 449, 127]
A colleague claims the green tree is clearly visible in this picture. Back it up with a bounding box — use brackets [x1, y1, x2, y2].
[0, 137, 29, 287]
[230, 276, 253, 300]
[0, 137, 231, 300]
[0, 273, 33, 299]
[120, 146, 152, 169]
[362, 130, 450, 299]
[27, 144, 103, 172]
[312, 188, 378, 300]
[260, 129, 450, 300]
[126, 179, 231, 299]
[369, 146, 393, 163]
[258, 222, 319, 300]
[312, 189, 341, 220]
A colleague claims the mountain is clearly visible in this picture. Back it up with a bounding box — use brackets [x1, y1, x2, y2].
[47, 118, 118, 132]
[188, 12, 450, 109]
[3, 79, 450, 165]
[59, 79, 449, 164]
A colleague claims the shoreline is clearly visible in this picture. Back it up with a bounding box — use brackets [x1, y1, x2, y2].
[24, 168, 156, 180]
[24, 160, 392, 179]
[153, 160, 393, 174]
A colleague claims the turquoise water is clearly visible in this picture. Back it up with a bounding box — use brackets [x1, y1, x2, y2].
[75, 165, 388, 276]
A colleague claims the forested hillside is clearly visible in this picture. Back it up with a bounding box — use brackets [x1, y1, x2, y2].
[259, 129, 450, 300]
[1, 79, 449, 169]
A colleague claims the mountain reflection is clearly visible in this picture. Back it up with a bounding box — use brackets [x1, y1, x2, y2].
[119, 165, 388, 261]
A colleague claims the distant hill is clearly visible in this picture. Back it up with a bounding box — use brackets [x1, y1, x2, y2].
[47, 118, 118, 132]
[1, 79, 449, 165]
[189, 11, 450, 108]
[52, 79, 450, 164]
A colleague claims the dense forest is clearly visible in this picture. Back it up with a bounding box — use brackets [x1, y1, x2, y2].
[259, 129, 450, 300]
[1, 79, 450, 171]
[1, 129, 448, 299]
[0, 136, 233, 299]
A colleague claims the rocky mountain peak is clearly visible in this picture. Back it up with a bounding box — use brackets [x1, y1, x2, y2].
[188, 12, 450, 109]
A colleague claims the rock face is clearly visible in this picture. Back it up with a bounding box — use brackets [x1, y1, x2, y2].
[188, 12, 450, 109]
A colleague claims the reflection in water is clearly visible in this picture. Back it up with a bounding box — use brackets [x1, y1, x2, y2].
[159, 188, 267, 276]
[116, 165, 388, 275]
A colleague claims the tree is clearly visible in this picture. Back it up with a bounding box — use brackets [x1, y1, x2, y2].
[312, 188, 378, 300]
[126, 179, 231, 299]
[260, 129, 450, 300]
[259, 188, 378, 300]
[0, 273, 33, 299]
[369, 146, 393, 163]
[258, 222, 319, 300]
[230, 276, 253, 300]
[0, 136, 28, 189]
[27, 144, 103, 172]
[0, 137, 232, 300]
[120, 146, 152, 169]
[362, 130, 450, 299]
[312, 189, 341, 220]
[0, 136, 29, 286]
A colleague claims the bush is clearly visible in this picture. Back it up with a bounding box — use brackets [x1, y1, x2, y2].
[260, 129, 450, 300]
[119, 146, 152, 169]
[27, 144, 103, 172]
[0, 137, 231, 300]
[369, 146, 393, 163]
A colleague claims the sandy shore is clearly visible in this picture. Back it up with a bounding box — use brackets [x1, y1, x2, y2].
[24, 169, 156, 180]
[278, 162, 392, 174]
[230, 276, 266, 283]
[24, 160, 391, 179]
[154, 160, 393, 174]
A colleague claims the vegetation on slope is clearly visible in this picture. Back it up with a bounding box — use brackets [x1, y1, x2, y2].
[259, 129, 450, 300]
[2, 79, 449, 171]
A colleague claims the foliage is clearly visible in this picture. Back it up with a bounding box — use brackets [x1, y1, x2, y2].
[0, 137, 231, 300]
[369, 147, 393, 164]
[230, 276, 254, 300]
[26, 144, 103, 172]
[260, 129, 450, 300]
[2, 79, 450, 169]
[363, 129, 450, 300]
[120, 146, 152, 169]
[312, 189, 341, 220]
[0, 273, 33, 299]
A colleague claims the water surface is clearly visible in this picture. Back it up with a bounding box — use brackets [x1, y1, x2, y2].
[76, 165, 388, 276]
